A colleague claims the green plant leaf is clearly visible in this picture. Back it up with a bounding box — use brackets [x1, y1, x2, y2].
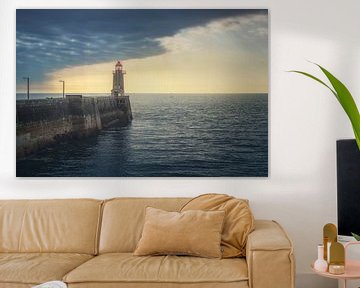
[353, 127, 360, 149]
[289, 64, 360, 150]
[288, 70, 338, 99]
[316, 64, 360, 150]
[351, 232, 360, 241]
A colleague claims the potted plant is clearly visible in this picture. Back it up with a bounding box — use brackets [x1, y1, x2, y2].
[352, 233, 360, 241]
[290, 63, 360, 240]
[290, 63, 360, 150]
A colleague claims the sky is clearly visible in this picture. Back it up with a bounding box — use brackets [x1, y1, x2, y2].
[16, 9, 268, 94]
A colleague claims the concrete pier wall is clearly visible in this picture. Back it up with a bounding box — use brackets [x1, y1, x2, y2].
[16, 96, 132, 158]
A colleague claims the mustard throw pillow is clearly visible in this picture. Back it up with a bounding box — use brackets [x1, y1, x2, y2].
[181, 193, 254, 258]
[134, 207, 225, 258]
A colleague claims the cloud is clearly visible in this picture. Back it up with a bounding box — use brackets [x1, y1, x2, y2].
[124, 14, 268, 93]
[16, 9, 267, 85]
[16, 30, 162, 83]
[37, 13, 268, 94]
[157, 14, 268, 55]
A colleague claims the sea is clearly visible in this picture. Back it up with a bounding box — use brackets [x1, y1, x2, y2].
[16, 93, 268, 177]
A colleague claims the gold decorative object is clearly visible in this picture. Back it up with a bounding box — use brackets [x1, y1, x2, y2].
[329, 242, 345, 274]
[323, 223, 337, 261]
[328, 264, 345, 275]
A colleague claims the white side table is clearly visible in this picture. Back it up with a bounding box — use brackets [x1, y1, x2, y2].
[312, 242, 360, 288]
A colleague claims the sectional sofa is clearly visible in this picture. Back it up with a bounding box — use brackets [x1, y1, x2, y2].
[0, 198, 295, 288]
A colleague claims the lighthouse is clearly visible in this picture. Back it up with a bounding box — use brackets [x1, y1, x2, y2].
[111, 61, 126, 96]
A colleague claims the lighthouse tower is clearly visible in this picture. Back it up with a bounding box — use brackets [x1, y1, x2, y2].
[111, 61, 126, 96]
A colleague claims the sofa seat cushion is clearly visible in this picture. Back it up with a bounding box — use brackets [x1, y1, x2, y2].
[0, 284, 33, 288]
[67, 283, 249, 288]
[0, 253, 93, 285]
[64, 253, 248, 285]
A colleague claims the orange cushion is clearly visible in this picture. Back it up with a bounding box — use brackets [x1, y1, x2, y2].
[181, 194, 254, 258]
[134, 207, 225, 258]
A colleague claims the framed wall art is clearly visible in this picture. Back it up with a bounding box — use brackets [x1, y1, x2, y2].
[16, 9, 268, 177]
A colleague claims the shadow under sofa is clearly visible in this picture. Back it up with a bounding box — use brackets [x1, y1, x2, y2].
[0, 198, 295, 288]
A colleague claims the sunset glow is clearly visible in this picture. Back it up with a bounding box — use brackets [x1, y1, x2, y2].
[17, 10, 268, 94]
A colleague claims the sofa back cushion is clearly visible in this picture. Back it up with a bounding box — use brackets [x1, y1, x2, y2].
[0, 199, 102, 254]
[99, 198, 189, 253]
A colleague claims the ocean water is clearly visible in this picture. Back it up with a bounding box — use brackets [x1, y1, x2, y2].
[16, 93, 268, 177]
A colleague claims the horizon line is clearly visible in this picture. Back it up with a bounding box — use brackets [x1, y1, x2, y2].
[16, 91, 268, 95]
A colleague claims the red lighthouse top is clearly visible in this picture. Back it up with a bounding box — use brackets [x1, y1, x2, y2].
[115, 61, 123, 71]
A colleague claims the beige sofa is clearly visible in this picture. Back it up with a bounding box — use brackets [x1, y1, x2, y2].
[0, 198, 295, 288]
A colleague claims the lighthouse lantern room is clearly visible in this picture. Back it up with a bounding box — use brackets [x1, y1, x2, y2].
[111, 61, 126, 96]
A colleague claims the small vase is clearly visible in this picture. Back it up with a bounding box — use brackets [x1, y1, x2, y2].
[314, 244, 328, 272]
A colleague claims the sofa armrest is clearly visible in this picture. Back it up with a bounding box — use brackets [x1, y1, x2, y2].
[246, 220, 295, 288]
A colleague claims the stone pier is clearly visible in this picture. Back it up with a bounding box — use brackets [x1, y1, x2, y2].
[16, 95, 132, 158]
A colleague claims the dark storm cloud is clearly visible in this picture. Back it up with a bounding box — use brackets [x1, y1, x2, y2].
[16, 9, 267, 83]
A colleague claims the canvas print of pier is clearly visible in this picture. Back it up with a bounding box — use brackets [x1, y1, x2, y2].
[16, 9, 269, 177]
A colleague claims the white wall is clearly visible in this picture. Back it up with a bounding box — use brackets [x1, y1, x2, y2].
[1, 0, 359, 287]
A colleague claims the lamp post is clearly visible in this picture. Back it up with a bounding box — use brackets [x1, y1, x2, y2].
[23, 77, 30, 100]
[59, 80, 65, 98]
